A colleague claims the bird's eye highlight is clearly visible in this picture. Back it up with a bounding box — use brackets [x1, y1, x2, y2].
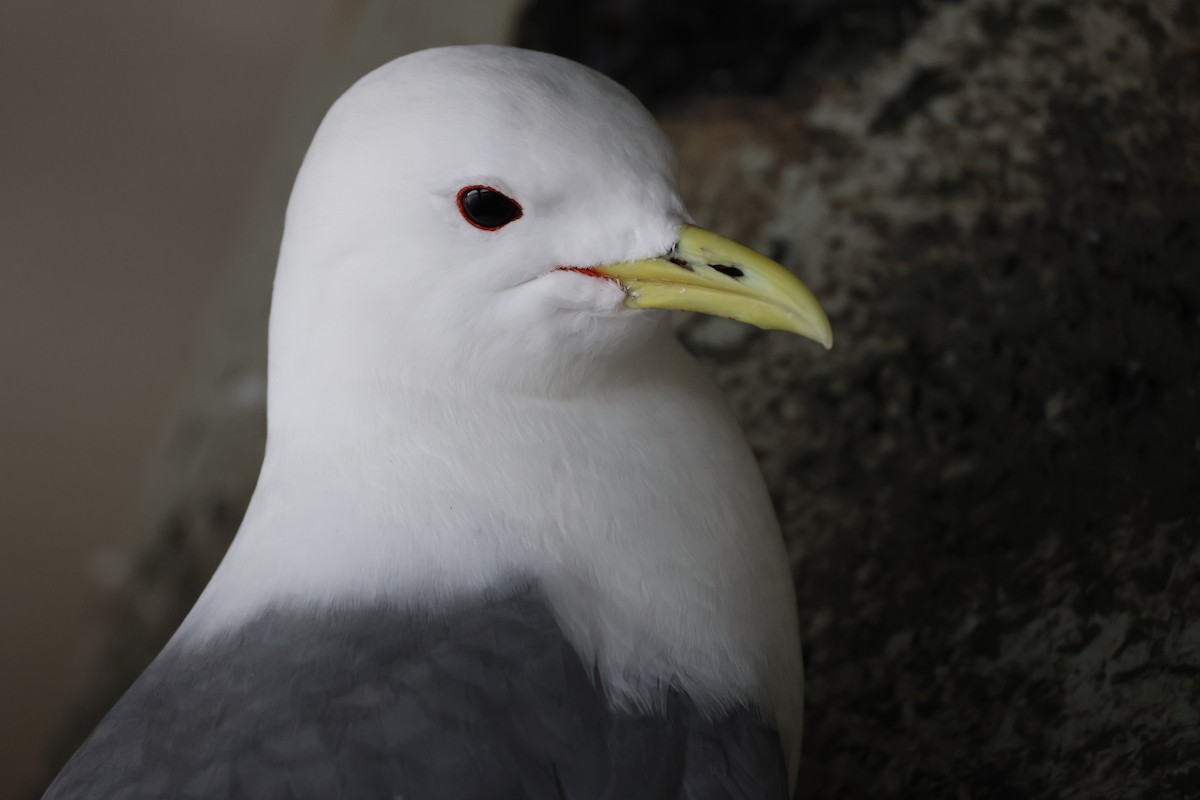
[456, 186, 523, 231]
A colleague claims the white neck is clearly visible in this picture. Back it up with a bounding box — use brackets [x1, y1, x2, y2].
[182, 331, 802, 767]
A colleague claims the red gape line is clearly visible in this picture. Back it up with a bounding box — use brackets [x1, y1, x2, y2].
[557, 266, 607, 279]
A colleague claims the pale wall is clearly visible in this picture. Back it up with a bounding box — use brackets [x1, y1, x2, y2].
[0, 2, 521, 795]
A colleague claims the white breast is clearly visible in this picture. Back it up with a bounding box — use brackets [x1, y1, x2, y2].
[182, 335, 803, 771]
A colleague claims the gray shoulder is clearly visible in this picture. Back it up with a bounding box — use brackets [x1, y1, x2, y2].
[44, 586, 787, 800]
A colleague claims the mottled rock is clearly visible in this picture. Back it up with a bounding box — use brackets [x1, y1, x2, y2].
[571, 0, 1200, 796]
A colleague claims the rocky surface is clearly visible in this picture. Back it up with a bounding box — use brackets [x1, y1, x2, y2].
[32, 1, 1200, 798]
[527, 0, 1200, 795]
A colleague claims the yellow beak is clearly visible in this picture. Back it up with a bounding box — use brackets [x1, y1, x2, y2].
[595, 224, 833, 348]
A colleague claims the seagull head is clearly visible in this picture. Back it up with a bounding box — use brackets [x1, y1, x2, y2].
[269, 45, 830, 419]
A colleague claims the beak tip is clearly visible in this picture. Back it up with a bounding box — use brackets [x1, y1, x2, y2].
[807, 316, 834, 350]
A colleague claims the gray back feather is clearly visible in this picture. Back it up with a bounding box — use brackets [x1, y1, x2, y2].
[44, 585, 786, 799]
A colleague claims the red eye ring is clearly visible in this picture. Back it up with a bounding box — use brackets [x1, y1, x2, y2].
[456, 185, 524, 231]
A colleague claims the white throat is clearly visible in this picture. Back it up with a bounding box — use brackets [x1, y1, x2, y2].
[183, 328, 802, 764]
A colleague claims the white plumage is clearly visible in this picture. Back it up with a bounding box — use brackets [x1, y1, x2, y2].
[190, 45, 805, 769]
[50, 45, 832, 798]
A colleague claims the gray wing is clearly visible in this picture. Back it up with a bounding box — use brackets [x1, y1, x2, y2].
[44, 584, 787, 799]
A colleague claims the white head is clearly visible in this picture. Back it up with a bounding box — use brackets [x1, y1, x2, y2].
[269, 45, 829, 435]
[269, 46, 690, 433]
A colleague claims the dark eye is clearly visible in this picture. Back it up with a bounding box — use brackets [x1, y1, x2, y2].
[456, 186, 523, 230]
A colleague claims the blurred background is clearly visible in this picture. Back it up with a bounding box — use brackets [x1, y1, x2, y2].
[0, 1, 523, 795]
[1, 0, 1197, 798]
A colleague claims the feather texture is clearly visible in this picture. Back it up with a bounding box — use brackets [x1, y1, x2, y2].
[45, 585, 786, 800]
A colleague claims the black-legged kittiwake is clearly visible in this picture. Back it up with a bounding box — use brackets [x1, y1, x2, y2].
[45, 45, 832, 800]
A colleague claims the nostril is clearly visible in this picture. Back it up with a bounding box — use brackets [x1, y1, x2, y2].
[668, 257, 694, 272]
[711, 264, 744, 279]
